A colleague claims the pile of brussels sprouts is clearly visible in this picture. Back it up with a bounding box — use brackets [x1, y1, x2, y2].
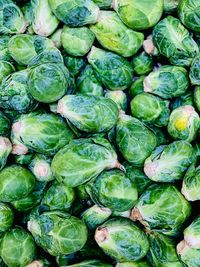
[2, 0, 200, 266]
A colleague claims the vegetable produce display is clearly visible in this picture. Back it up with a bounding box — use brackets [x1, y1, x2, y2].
[1, 0, 200, 266]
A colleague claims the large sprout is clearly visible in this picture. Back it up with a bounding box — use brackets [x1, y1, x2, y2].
[144, 140, 195, 182]
[90, 11, 144, 57]
[153, 16, 199, 66]
[112, 0, 163, 30]
[95, 218, 149, 262]
[28, 211, 88, 256]
[0, 203, 14, 232]
[132, 184, 191, 236]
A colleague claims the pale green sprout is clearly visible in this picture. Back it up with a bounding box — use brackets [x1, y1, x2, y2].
[184, 216, 200, 249]
[105, 90, 127, 111]
[177, 240, 200, 267]
[50, 28, 62, 48]
[0, 137, 12, 170]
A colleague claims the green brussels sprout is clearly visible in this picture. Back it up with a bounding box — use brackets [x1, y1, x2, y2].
[95, 217, 149, 262]
[132, 52, 153, 75]
[0, 137, 12, 170]
[91, 169, 138, 211]
[0, 165, 35, 202]
[51, 137, 124, 187]
[131, 92, 170, 127]
[22, 2, 34, 34]
[0, 61, 15, 83]
[76, 184, 92, 204]
[168, 105, 200, 142]
[189, 55, 200, 85]
[48, 0, 99, 27]
[0, 1, 27, 34]
[0, 227, 36, 267]
[178, 0, 200, 32]
[31, 0, 59, 37]
[183, 216, 200, 249]
[0, 69, 37, 113]
[144, 141, 195, 182]
[93, 0, 112, 9]
[152, 16, 199, 66]
[182, 164, 200, 201]
[28, 211, 88, 256]
[57, 95, 118, 133]
[147, 231, 183, 267]
[129, 76, 145, 98]
[8, 34, 55, 65]
[61, 26, 95, 57]
[194, 86, 200, 112]
[116, 113, 157, 166]
[116, 261, 151, 267]
[164, 0, 179, 12]
[171, 90, 193, 110]
[88, 46, 133, 91]
[11, 111, 74, 155]
[63, 55, 86, 77]
[81, 205, 112, 230]
[0, 36, 12, 61]
[144, 65, 189, 99]
[105, 90, 127, 111]
[124, 162, 153, 195]
[0, 203, 14, 232]
[65, 260, 113, 267]
[177, 240, 200, 267]
[14, 153, 33, 165]
[41, 181, 75, 211]
[112, 0, 163, 30]
[76, 65, 103, 97]
[50, 28, 62, 48]
[28, 63, 69, 103]
[143, 35, 159, 56]
[11, 181, 47, 212]
[90, 11, 144, 57]
[28, 154, 54, 182]
[0, 112, 10, 137]
[132, 184, 191, 236]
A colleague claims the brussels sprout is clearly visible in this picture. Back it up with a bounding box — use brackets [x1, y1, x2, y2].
[28, 154, 54, 182]
[116, 261, 150, 267]
[0, 203, 14, 232]
[132, 184, 191, 236]
[189, 55, 200, 85]
[177, 240, 200, 267]
[0, 112, 10, 137]
[14, 153, 33, 165]
[52, 137, 123, 187]
[179, 0, 200, 32]
[28, 211, 88, 256]
[50, 28, 62, 48]
[0, 36, 12, 61]
[131, 92, 170, 127]
[28, 63, 69, 103]
[144, 141, 195, 182]
[65, 260, 113, 267]
[194, 86, 200, 112]
[116, 113, 157, 166]
[8, 34, 55, 65]
[132, 52, 153, 75]
[41, 181, 75, 211]
[182, 164, 200, 201]
[143, 35, 159, 56]
[0, 137, 12, 170]
[31, 0, 59, 36]
[0, 69, 37, 113]
[0, 61, 15, 83]
[0, 1, 27, 34]
[11, 181, 47, 212]
[95, 217, 149, 262]
[144, 65, 189, 99]
[11, 111, 74, 155]
[93, 0, 112, 9]
[63, 55, 86, 77]
[171, 90, 193, 110]
[90, 11, 144, 57]
[91, 169, 138, 211]
[88, 46, 133, 91]
[105, 90, 127, 111]
[0, 165, 35, 202]
[168, 105, 200, 142]
[124, 162, 153, 195]
[164, 0, 179, 12]
[129, 76, 145, 98]
[22, 2, 34, 34]
[147, 231, 182, 267]
[57, 95, 118, 133]
[112, 0, 163, 30]
[152, 16, 199, 66]
[183, 216, 200, 249]
[0, 227, 36, 267]
[76, 65, 103, 97]
[150, 126, 170, 146]
[61, 26, 95, 57]
[48, 0, 99, 27]
[81, 205, 112, 230]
